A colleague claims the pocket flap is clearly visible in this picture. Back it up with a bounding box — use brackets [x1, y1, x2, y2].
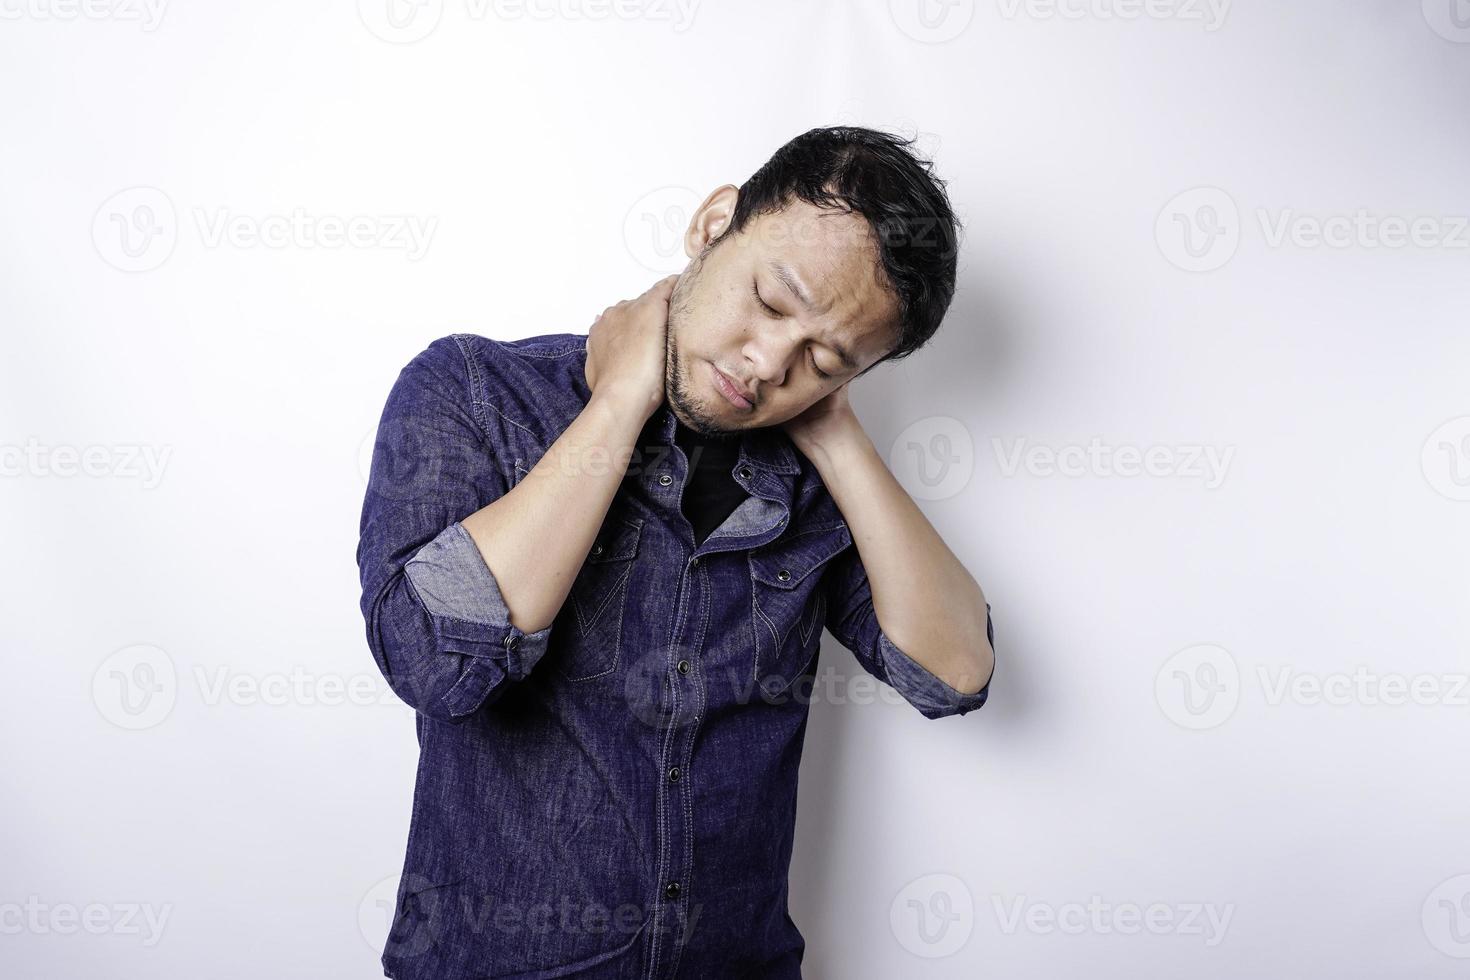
[749, 522, 852, 589]
[588, 517, 642, 564]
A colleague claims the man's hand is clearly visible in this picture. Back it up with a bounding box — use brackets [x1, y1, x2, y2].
[584, 275, 679, 420]
[780, 382, 864, 463]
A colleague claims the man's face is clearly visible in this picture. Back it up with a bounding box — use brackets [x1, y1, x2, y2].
[664, 187, 900, 439]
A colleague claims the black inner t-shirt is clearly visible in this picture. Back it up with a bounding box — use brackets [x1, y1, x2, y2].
[672, 420, 749, 547]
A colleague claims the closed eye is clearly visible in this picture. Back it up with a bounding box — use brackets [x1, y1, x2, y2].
[753, 279, 833, 380]
[751, 279, 780, 318]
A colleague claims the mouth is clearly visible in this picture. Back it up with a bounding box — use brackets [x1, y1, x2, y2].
[710, 362, 754, 411]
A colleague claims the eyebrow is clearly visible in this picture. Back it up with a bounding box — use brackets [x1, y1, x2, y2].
[767, 260, 860, 372]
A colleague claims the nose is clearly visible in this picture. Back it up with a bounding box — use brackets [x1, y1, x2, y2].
[742, 324, 800, 389]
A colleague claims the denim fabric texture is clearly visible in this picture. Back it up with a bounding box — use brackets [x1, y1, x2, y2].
[356, 332, 994, 979]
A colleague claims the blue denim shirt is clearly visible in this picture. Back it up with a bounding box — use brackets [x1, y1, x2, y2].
[356, 332, 994, 979]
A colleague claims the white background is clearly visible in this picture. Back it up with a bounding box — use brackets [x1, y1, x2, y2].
[3, 1, 1469, 977]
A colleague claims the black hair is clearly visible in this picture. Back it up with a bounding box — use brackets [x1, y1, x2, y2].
[711, 125, 962, 374]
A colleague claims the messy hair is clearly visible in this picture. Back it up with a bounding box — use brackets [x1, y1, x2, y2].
[712, 125, 962, 373]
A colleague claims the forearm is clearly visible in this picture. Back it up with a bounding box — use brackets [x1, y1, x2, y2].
[809, 430, 994, 695]
[460, 389, 653, 634]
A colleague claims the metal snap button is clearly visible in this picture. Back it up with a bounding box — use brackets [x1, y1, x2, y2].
[658, 473, 674, 487]
[776, 569, 791, 583]
[665, 881, 681, 900]
[668, 766, 681, 782]
[590, 543, 603, 557]
[689, 557, 700, 568]
[676, 659, 691, 675]
[738, 466, 753, 480]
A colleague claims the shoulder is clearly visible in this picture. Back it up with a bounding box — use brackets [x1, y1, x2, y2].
[430, 331, 591, 448]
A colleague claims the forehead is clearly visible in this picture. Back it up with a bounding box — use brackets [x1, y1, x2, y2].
[735, 199, 898, 363]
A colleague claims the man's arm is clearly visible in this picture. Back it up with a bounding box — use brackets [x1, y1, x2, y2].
[789, 391, 995, 718]
[357, 337, 657, 723]
[357, 282, 673, 723]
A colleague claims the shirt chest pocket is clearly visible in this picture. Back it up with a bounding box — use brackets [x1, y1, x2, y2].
[747, 522, 852, 698]
[551, 516, 643, 683]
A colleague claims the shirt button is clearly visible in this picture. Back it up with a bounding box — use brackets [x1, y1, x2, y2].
[776, 569, 791, 583]
[504, 634, 519, 650]
[667, 766, 681, 782]
[664, 881, 681, 900]
[658, 473, 674, 487]
[738, 465, 753, 480]
[676, 659, 691, 675]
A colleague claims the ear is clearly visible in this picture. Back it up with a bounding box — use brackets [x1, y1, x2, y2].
[684, 184, 740, 259]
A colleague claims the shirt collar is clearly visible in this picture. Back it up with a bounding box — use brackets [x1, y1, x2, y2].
[647, 401, 802, 477]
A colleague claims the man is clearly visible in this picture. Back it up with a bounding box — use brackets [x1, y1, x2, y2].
[357, 125, 995, 980]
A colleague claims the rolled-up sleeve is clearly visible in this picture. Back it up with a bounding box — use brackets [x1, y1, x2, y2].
[821, 544, 993, 720]
[356, 335, 551, 723]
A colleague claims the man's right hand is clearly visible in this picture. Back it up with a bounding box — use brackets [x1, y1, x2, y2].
[584, 274, 679, 420]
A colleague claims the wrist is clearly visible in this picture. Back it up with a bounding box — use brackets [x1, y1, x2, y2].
[590, 383, 663, 425]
